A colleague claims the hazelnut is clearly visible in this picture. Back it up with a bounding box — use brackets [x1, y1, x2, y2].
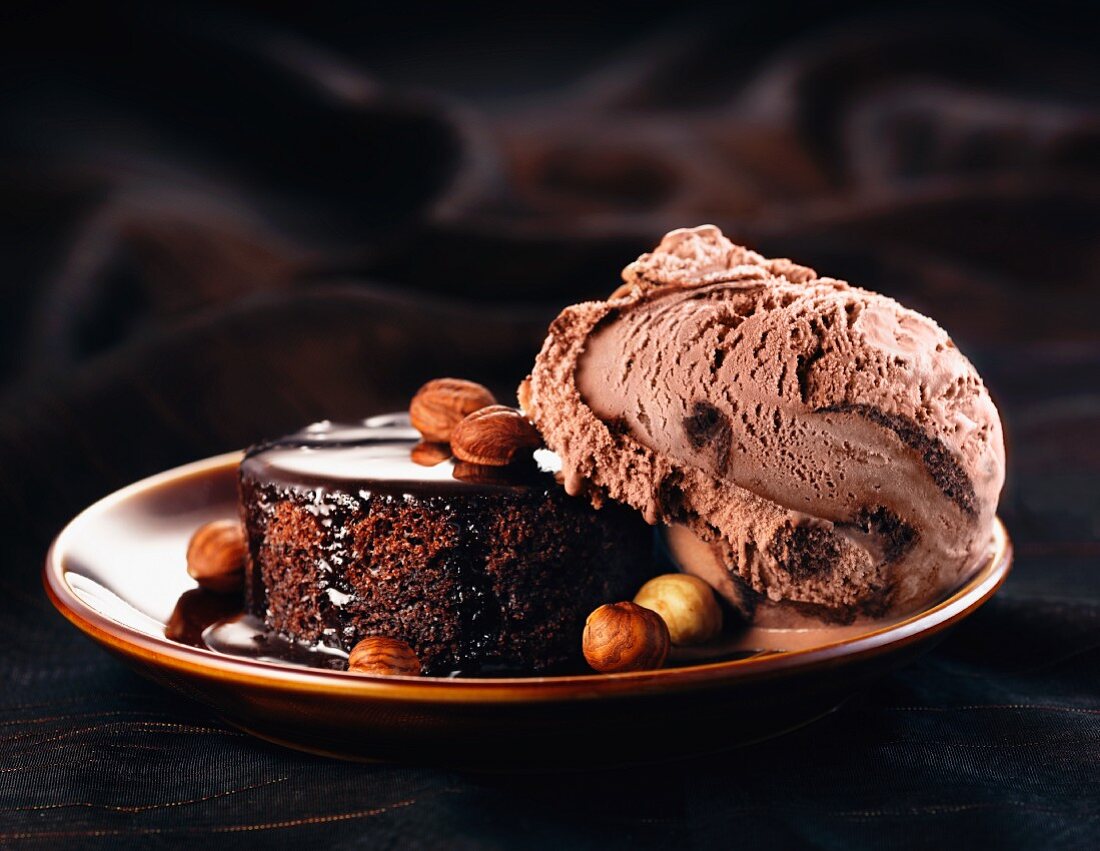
[633, 574, 722, 646]
[451, 460, 512, 486]
[409, 378, 497, 443]
[451, 405, 541, 466]
[582, 602, 670, 674]
[410, 440, 451, 467]
[186, 519, 247, 594]
[347, 636, 421, 677]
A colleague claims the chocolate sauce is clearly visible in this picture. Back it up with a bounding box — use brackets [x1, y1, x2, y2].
[201, 612, 596, 677]
[203, 613, 350, 671]
[169, 588, 769, 677]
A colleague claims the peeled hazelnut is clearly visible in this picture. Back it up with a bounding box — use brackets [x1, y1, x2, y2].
[348, 636, 421, 677]
[582, 602, 670, 674]
[451, 405, 541, 466]
[186, 520, 247, 594]
[409, 378, 497, 443]
[633, 574, 723, 645]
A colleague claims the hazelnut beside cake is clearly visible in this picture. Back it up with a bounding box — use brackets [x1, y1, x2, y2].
[238, 414, 654, 676]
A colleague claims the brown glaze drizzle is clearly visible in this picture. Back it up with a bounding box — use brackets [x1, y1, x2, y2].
[241, 414, 555, 497]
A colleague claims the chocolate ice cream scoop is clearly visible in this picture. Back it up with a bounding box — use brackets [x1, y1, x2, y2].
[525, 225, 1005, 625]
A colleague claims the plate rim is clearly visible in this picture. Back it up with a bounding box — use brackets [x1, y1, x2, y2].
[43, 452, 1013, 704]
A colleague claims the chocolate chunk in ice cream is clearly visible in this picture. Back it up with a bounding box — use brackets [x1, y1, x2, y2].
[524, 225, 1005, 625]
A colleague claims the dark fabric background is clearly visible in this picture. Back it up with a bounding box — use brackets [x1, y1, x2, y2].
[2, 1, 1098, 847]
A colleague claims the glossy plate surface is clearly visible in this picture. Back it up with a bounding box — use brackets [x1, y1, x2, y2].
[44, 452, 1012, 767]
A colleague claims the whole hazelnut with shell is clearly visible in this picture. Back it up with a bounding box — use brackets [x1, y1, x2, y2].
[633, 573, 723, 646]
[582, 602, 670, 674]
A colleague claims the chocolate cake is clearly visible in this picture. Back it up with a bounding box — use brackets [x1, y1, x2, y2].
[239, 414, 654, 675]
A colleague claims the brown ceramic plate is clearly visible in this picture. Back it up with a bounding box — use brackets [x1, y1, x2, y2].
[44, 452, 1012, 768]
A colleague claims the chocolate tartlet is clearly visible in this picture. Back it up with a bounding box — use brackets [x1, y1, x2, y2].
[239, 414, 654, 675]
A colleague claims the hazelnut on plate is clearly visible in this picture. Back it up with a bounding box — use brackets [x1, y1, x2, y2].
[633, 573, 722, 645]
[582, 602, 670, 674]
[348, 636, 421, 677]
[186, 519, 247, 594]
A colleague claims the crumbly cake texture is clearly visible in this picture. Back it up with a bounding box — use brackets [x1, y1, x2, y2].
[240, 473, 654, 675]
[526, 225, 1005, 624]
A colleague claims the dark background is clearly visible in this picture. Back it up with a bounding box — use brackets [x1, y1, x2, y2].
[1, 1, 1098, 847]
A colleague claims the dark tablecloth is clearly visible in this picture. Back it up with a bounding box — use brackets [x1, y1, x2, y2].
[2, 2, 1098, 847]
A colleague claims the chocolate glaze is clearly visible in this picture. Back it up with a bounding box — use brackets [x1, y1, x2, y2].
[241, 413, 557, 496]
